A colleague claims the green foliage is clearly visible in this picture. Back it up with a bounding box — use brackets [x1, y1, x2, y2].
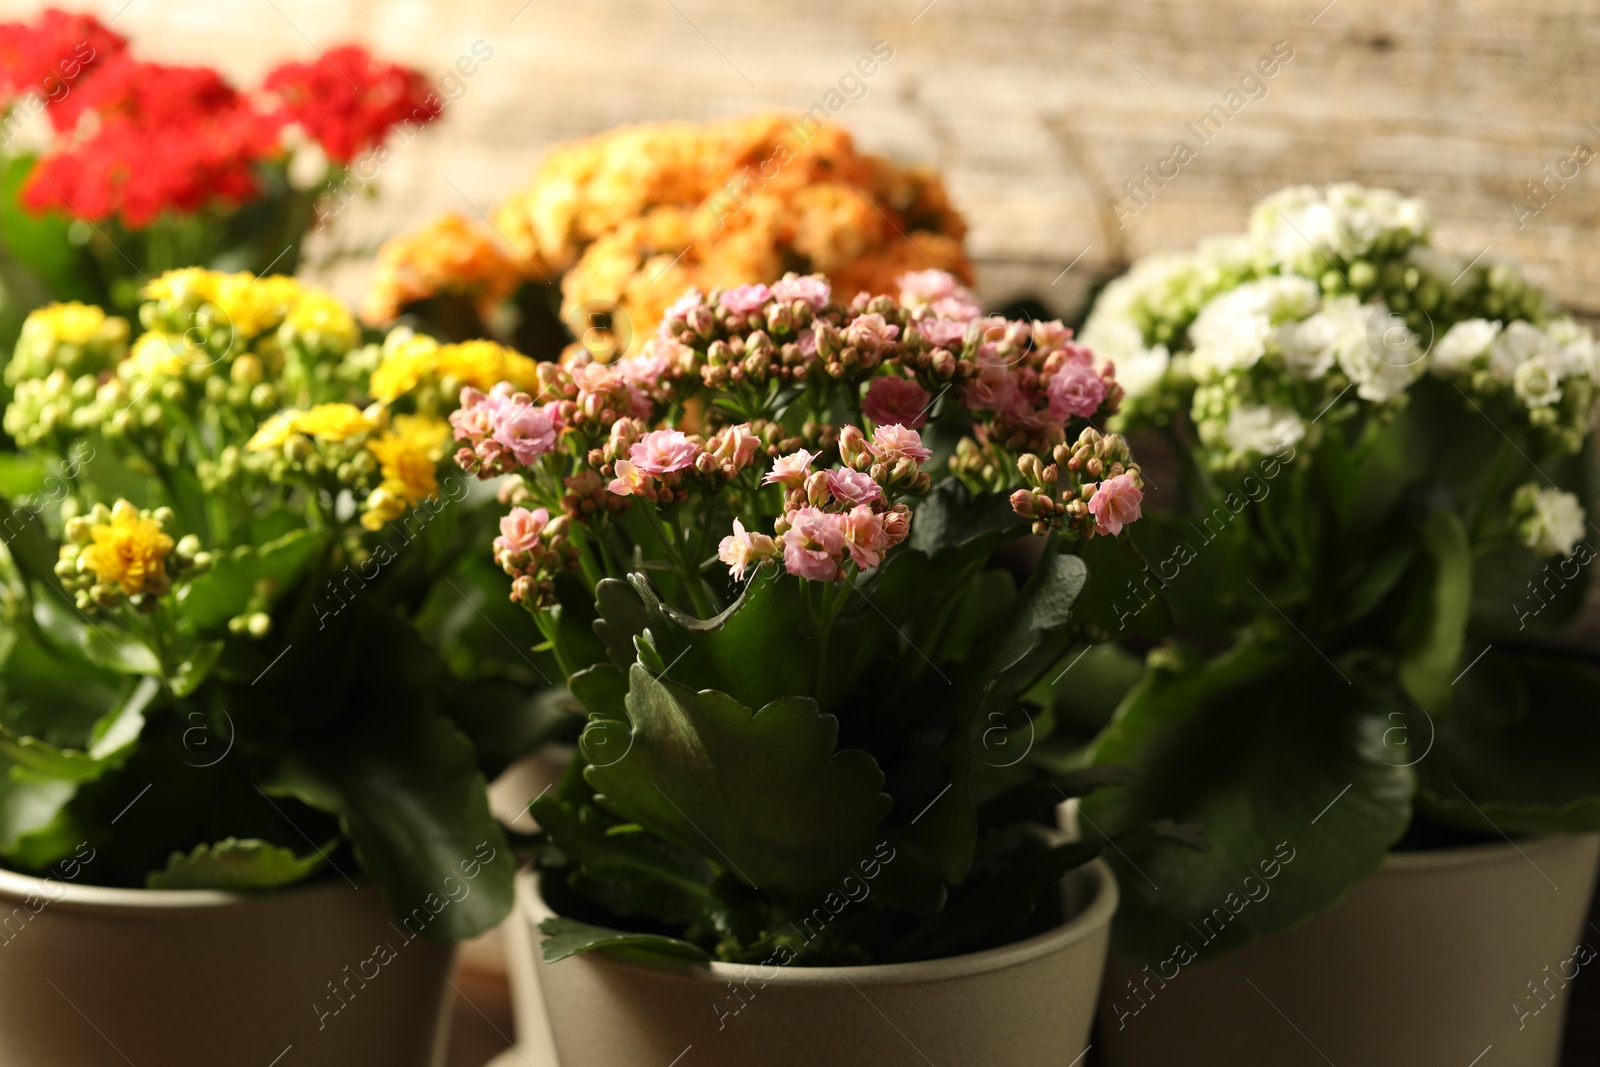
[146, 837, 329, 890]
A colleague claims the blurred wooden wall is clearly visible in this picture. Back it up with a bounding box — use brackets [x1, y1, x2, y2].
[6, 0, 1599, 643]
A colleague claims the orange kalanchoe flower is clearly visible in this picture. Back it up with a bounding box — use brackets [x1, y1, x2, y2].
[363, 213, 522, 324]
[369, 114, 972, 354]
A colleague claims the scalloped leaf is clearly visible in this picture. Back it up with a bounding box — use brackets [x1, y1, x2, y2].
[582, 663, 892, 905]
[146, 836, 329, 890]
[538, 915, 711, 963]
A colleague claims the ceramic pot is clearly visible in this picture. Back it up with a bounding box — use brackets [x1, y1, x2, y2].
[1098, 833, 1600, 1067]
[0, 867, 456, 1067]
[498, 858, 1117, 1067]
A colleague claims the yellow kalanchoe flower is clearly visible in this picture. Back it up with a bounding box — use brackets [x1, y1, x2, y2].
[30, 302, 108, 345]
[143, 269, 306, 338]
[369, 333, 442, 404]
[125, 332, 193, 377]
[436, 340, 542, 395]
[283, 290, 360, 352]
[361, 414, 451, 530]
[247, 403, 376, 451]
[80, 501, 174, 596]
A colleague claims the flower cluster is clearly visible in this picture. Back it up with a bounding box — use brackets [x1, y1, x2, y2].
[367, 332, 545, 409]
[5, 8, 433, 230]
[456, 271, 1141, 620]
[54, 500, 210, 612]
[363, 213, 523, 324]
[1085, 182, 1595, 467]
[1511, 483, 1588, 558]
[263, 45, 437, 164]
[374, 113, 971, 351]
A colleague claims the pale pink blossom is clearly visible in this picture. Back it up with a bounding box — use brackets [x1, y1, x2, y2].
[450, 387, 499, 442]
[963, 361, 1019, 412]
[914, 318, 969, 350]
[862, 375, 933, 429]
[709, 423, 762, 470]
[845, 313, 900, 352]
[608, 460, 650, 497]
[826, 468, 885, 507]
[770, 273, 831, 309]
[869, 424, 932, 465]
[897, 270, 959, 304]
[629, 429, 701, 475]
[882, 505, 911, 544]
[662, 288, 704, 322]
[1032, 320, 1072, 352]
[718, 518, 777, 581]
[1047, 363, 1108, 420]
[616, 348, 673, 386]
[719, 284, 772, 314]
[764, 449, 816, 488]
[931, 293, 984, 322]
[782, 507, 846, 581]
[492, 401, 560, 465]
[1088, 474, 1144, 536]
[495, 507, 550, 555]
[796, 327, 819, 357]
[840, 505, 891, 568]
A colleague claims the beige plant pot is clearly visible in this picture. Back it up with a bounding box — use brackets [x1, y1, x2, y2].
[496, 858, 1117, 1067]
[0, 868, 456, 1067]
[1099, 833, 1600, 1067]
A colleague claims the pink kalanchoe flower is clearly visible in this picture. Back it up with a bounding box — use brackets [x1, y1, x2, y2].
[719, 284, 772, 314]
[1088, 474, 1144, 536]
[869, 424, 933, 465]
[882, 504, 911, 545]
[764, 448, 816, 488]
[1047, 362, 1108, 420]
[796, 327, 819, 357]
[931, 292, 985, 322]
[914, 318, 969, 351]
[450, 386, 498, 442]
[495, 506, 550, 556]
[782, 507, 846, 581]
[710, 423, 761, 470]
[770, 273, 831, 309]
[845, 313, 900, 352]
[862, 375, 933, 429]
[608, 460, 650, 497]
[492, 399, 560, 465]
[1032, 319, 1072, 352]
[718, 518, 777, 581]
[826, 467, 885, 507]
[629, 429, 701, 475]
[840, 505, 891, 568]
[963, 360, 1019, 413]
[661, 288, 704, 323]
[897, 269, 958, 304]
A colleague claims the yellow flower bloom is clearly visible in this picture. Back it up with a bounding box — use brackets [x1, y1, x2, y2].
[30, 302, 107, 345]
[367, 432, 440, 507]
[143, 269, 305, 338]
[80, 501, 174, 596]
[390, 413, 452, 456]
[436, 340, 543, 393]
[283, 290, 360, 352]
[125, 332, 192, 377]
[369, 334, 441, 404]
[246, 404, 375, 451]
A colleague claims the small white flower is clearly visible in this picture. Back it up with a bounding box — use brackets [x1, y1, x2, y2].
[1545, 318, 1597, 382]
[1221, 403, 1306, 456]
[1250, 183, 1430, 271]
[1513, 357, 1564, 409]
[1189, 276, 1320, 379]
[1333, 299, 1425, 402]
[1430, 319, 1501, 376]
[1515, 484, 1587, 557]
[1080, 317, 1169, 401]
[1489, 320, 1551, 380]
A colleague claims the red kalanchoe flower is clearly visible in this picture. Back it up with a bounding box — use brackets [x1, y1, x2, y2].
[0, 8, 126, 106]
[264, 45, 437, 164]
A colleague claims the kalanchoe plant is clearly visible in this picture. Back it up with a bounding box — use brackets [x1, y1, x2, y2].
[458, 269, 1202, 965]
[1075, 183, 1600, 963]
[0, 8, 441, 346]
[0, 271, 566, 939]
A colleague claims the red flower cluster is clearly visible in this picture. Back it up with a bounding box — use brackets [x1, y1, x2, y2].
[0, 7, 125, 105]
[3, 9, 435, 229]
[264, 45, 439, 164]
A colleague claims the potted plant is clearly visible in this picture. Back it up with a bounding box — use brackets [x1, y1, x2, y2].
[0, 272, 565, 1066]
[0, 7, 442, 347]
[451, 268, 1201, 1065]
[1076, 183, 1600, 1066]
[363, 112, 973, 356]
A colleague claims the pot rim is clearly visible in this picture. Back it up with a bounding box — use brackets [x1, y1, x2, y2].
[519, 857, 1118, 987]
[1381, 830, 1599, 874]
[0, 863, 369, 915]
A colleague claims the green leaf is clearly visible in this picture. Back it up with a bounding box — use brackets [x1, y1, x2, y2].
[443, 679, 576, 778]
[582, 663, 892, 905]
[1397, 510, 1472, 709]
[0, 154, 99, 304]
[169, 640, 224, 698]
[0, 762, 79, 867]
[538, 915, 711, 963]
[146, 837, 329, 891]
[1416, 653, 1600, 834]
[907, 480, 1027, 556]
[177, 528, 323, 630]
[31, 587, 161, 676]
[1070, 534, 1173, 640]
[1082, 642, 1414, 962]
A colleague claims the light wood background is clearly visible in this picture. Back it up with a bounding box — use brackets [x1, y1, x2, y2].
[4, 0, 1599, 643]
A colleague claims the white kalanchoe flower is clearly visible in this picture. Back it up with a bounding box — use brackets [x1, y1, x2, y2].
[1329, 297, 1425, 403]
[1189, 276, 1320, 379]
[1512, 483, 1588, 557]
[1513, 357, 1564, 409]
[1489, 320, 1551, 382]
[1544, 318, 1598, 382]
[1250, 183, 1430, 273]
[1220, 403, 1306, 456]
[1079, 317, 1170, 402]
[1277, 295, 1369, 381]
[1430, 318, 1502, 377]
